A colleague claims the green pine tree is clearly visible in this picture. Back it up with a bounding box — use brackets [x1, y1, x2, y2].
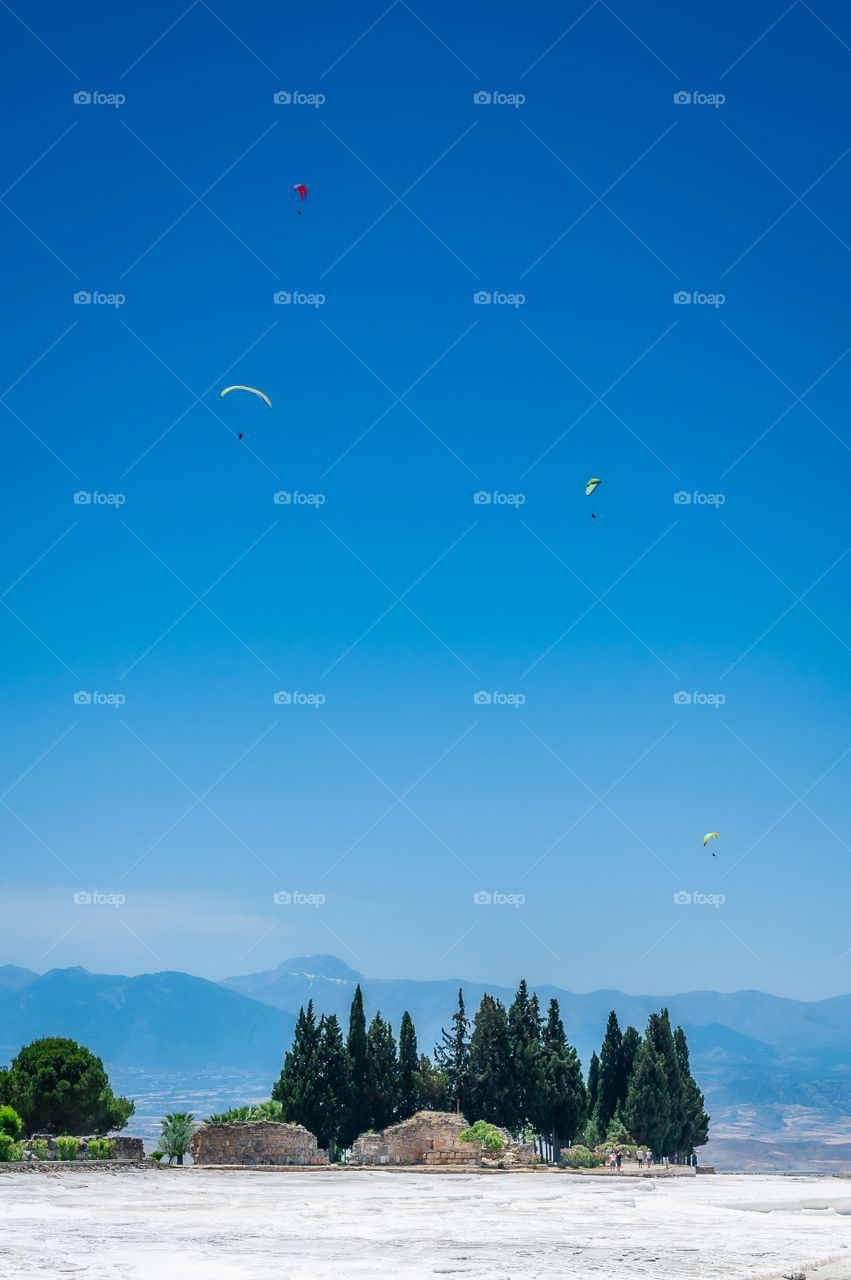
[673, 1025, 709, 1156]
[620, 1026, 641, 1100]
[586, 1051, 600, 1120]
[314, 1014, 351, 1159]
[397, 1011, 419, 1121]
[647, 1009, 684, 1158]
[508, 980, 544, 1133]
[462, 994, 515, 1128]
[272, 1001, 322, 1137]
[624, 1034, 671, 1156]
[595, 1010, 625, 1135]
[344, 984, 370, 1144]
[434, 989, 469, 1114]
[540, 998, 587, 1155]
[365, 1013, 399, 1132]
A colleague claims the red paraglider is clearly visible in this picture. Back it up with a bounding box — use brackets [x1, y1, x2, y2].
[293, 183, 306, 214]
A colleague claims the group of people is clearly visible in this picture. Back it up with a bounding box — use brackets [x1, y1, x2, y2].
[607, 1149, 697, 1172]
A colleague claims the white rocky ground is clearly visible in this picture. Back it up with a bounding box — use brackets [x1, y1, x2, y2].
[2, 1167, 851, 1279]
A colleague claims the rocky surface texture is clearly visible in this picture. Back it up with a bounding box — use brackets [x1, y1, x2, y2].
[25, 1134, 145, 1161]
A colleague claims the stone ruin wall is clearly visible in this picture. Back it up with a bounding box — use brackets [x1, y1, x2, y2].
[189, 1120, 328, 1166]
[349, 1110, 535, 1168]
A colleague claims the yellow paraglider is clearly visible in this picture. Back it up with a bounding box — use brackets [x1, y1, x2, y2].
[219, 386, 272, 410]
[585, 478, 601, 496]
[703, 832, 718, 847]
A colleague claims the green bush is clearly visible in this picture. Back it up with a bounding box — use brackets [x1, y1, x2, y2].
[86, 1138, 115, 1160]
[148, 1150, 166, 1162]
[32, 1138, 48, 1160]
[159, 1113, 195, 1165]
[0, 1104, 22, 1138]
[204, 1101, 284, 1124]
[459, 1120, 504, 1152]
[0, 1133, 25, 1161]
[56, 1136, 80, 1161]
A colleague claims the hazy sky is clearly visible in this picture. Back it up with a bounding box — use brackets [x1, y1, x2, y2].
[3, 0, 850, 999]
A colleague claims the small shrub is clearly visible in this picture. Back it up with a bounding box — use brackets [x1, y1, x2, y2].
[459, 1120, 504, 1152]
[0, 1104, 22, 1139]
[148, 1150, 166, 1162]
[86, 1138, 115, 1160]
[32, 1138, 48, 1160]
[56, 1136, 80, 1162]
[561, 1144, 607, 1169]
[0, 1133, 25, 1161]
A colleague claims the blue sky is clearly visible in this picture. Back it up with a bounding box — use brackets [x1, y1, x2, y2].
[2, 0, 850, 999]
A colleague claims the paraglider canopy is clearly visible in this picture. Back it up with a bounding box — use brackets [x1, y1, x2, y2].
[585, 478, 601, 496]
[293, 184, 307, 201]
[703, 832, 719, 850]
[219, 386, 272, 410]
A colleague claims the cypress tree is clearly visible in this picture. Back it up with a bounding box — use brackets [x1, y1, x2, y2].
[508, 980, 544, 1133]
[434, 988, 469, 1113]
[647, 1009, 684, 1157]
[621, 1025, 641, 1101]
[586, 1051, 600, 1120]
[314, 1013, 351, 1158]
[365, 1013, 399, 1131]
[397, 1011, 419, 1121]
[624, 1034, 671, 1156]
[595, 1011, 625, 1135]
[462, 994, 515, 1128]
[345, 984, 370, 1143]
[272, 1000, 322, 1137]
[540, 998, 587, 1154]
[673, 1025, 709, 1156]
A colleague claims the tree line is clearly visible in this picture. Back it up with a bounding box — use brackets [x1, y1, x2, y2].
[272, 980, 709, 1161]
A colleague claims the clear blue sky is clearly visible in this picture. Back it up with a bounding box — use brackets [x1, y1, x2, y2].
[2, 0, 850, 999]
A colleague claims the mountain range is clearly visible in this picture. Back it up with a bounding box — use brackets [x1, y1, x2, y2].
[2, 956, 849, 1170]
